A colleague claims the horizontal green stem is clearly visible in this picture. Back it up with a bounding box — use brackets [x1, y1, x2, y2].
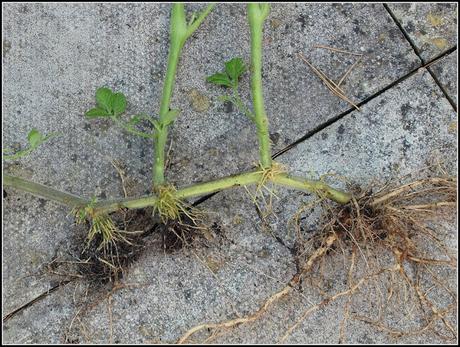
[175, 171, 262, 199]
[93, 171, 350, 214]
[3, 174, 88, 207]
[271, 174, 351, 204]
[93, 171, 263, 214]
[4, 170, 351, 216]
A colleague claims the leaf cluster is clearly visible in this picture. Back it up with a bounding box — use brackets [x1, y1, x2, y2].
[85, 87, 127, 118]
[85, 87, 180, 139]
[206, 57, 246, 89]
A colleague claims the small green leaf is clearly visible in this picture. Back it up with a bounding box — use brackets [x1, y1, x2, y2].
[206, 73, 233, 87]
[96, 87, 113, 112]
[225, 57, 246, 82]
[3, 129, 59, 161]
[111, 92, 127, 116]
[85, 107, 111, 118]
[162, 109, 180, 126]
[27, 129, 43, 148]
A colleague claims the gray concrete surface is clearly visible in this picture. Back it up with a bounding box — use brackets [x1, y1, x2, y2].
[387, 2, 457, 62]
[2, 2, 458, 344]
[169, 3, 421, 186]
[429, 49, 458, 108]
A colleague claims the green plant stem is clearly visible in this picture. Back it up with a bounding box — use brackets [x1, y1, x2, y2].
[153, 3, 214, 187]
[154, 28, 181, 186]
[112, 117, 154, 139]
[93, 171, 263, 214]
[185, 4, 215, 40]
[4, 170, 351, 215]
[271, 174, 351, 205]
[231, 88, 255, 121]
[93, 172, 350, 214]
[248, 3, 272, 169]
[3, 174, 88, 207]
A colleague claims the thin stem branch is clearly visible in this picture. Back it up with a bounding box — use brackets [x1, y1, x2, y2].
[271, 174, 351, 204]
[185, 4, 215, 40]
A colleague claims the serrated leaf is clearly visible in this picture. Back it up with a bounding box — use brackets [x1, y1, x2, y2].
[111, 92, 127, 116]
[225, 57, 246, 82]
[206, 72, 233, 87]
[85, 107, 111, 118]
[27, 129, 43, 148]
[96, 87, 113, 112]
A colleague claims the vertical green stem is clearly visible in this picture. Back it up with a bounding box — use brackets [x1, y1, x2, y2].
[248, 3, 272, 169]
[154, 44, 181, 186]
[152, 3, 214, 188]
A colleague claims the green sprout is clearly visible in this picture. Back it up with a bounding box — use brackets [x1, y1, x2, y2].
[3, 128, 59, 161]
[207, 57, 255, 122]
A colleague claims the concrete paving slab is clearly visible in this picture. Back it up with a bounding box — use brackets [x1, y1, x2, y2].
[3, 188, 296, 344]
[386, 3, 457, 61]
[429, 50, 458, 108]
[168, 3, 421, 186]
[264, 68, 457, 344]
[2, 3, 457, 345]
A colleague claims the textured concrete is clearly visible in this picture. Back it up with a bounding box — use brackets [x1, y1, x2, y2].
[168, 3, 421, 186]
[429, 49, 458, 108]
[387, 3, 457, 61]
[2, 2, 457, 344]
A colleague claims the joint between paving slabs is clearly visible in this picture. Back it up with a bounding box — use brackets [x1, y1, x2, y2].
[426, 50, 458, 112]
[383, 4, 457, 111]
[273, 45, 458, 159]
[253, 203, 303, 291]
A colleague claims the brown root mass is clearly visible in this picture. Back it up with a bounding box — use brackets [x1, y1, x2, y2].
[178, 175, 457, 343]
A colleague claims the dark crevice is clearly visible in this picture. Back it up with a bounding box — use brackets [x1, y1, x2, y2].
[383, 3, 457, 111]
[383, 4, 423, 58]
[3, 280, 71, 322]
[193, 46, 456, 208]
[253, 204, 298, 267]
[427, 64, 457, 111]
[273, 46, 457, 159]
[192, 7, 457, 207]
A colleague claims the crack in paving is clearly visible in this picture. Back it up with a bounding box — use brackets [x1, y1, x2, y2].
[383, 3, 457, 111]
[6, 45, 455, 333]
[193, 46, 457, 209]
[2, 280, 71, 322]
[273, 47, 457, 159]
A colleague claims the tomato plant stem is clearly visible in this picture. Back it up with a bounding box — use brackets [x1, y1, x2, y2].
[153, 3, 214, 187]
[248, 4, 272, 169]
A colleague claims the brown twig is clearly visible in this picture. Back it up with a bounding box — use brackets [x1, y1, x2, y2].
[314, 44, 364, 56]
[298, 53, 360, 110]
